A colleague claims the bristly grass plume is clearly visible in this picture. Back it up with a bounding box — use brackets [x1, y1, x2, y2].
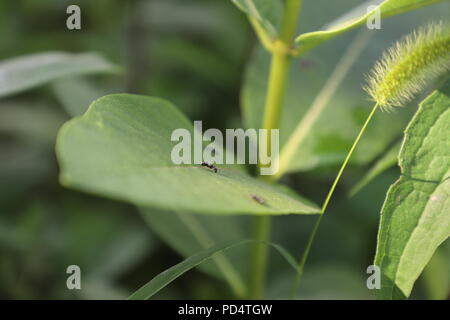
[366, 22, 450, 111]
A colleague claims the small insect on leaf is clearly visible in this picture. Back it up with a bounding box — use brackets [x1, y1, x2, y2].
[365, 22, 450, 111]
[251, 195, 266, 205]
[201, 162, 218, 173]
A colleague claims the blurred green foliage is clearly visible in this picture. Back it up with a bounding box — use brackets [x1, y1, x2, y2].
[0, 0, 448, 299]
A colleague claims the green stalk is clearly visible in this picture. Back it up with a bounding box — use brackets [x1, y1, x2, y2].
[320, 104, 379, 215]
[249, 0, 303, 300]
[249, 215, 272, 299]
[290, 103, 380, 298]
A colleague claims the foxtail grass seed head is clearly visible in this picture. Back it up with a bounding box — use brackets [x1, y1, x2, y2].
[366, 22, 450, 111]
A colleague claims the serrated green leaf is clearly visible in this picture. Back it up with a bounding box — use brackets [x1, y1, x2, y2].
[349, 141, 401, 197]
[374, 78, 450, 299]
[231, 0, 282, 38]
[295, 0, 446, 54]
[0, 52, 118, 98]
[56, 94, 320, 215]
[127, 239, 298, 300]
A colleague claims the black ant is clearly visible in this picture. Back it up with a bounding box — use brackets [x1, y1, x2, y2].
[201, 162, 218, 173]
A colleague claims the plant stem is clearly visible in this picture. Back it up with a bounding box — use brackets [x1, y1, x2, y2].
[320, 104, 379, 214]
[261, 45, 290, 140]
[261, 0, 303, 135]
[279, 0, 304, 43]
[249, 215, 271, 299]
[290, 213, 323, 298]
[290, 103, 379, 298]
[249, 0, 303, 300]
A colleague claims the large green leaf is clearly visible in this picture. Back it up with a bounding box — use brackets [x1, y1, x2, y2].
[295, 0, 446, 54]
[56, 94, 320, 215]
[231, 0, 283, 38]
[374, 79, 450, 299]
[0, 52, 118, 98]
[128, 239, 298, 300]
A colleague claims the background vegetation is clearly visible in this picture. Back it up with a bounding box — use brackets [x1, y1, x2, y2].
[0, 0, 448, 299]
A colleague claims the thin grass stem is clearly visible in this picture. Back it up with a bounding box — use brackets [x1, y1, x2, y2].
[290, 103, 379, 298]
